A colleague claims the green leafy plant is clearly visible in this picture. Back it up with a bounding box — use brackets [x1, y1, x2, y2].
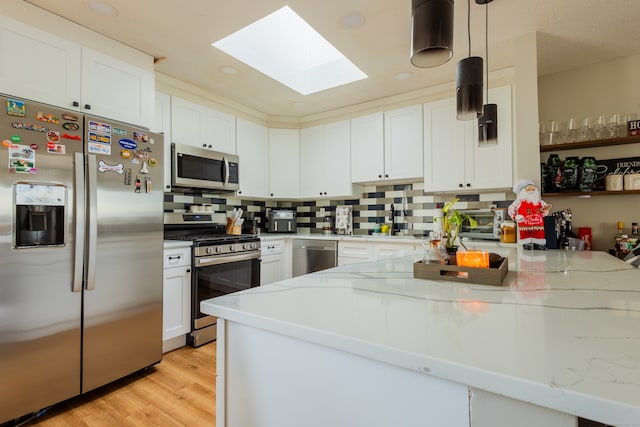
[439, 199, 478, 248]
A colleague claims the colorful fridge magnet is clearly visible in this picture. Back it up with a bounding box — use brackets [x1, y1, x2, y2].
[139, 161, 149, 174]
[133, 132, 148, 143]
[97, 160, 124, 174]
[119, 139, 137, 150]
[134, 176, 141, 193]
[62, 113, 78, 122]
[11, 135, 21, 143]
[8, 144, 36, 173]
[11, 122, 48, 132]
[145, 177, 151, 193]
[124, 168, 132, 185]
[30, 144, 38, 150]
[7, 99, 26, 117]
[61, 133, 82, 140]
[120, 149, 132, 160]
[88, 120, 111, 135]
[113, 127, 126, 136]
[47, 144, 66, 154]
[36, 112, 60, 124]
[63, 122, 80, 131]
[2, 139, 13, 147]
[148, 158, 158, 167]
[47, 131, 60, 143]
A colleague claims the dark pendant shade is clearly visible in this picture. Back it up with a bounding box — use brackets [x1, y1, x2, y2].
[456, 56, 483, 120]
[410, 0, 454, 68]
[478, 103, 498, 144]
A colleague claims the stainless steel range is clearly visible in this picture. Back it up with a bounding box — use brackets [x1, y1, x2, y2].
[164, 213, 260, 347]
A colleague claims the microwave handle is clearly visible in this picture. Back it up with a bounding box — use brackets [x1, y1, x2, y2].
[223, 156, 230, 187]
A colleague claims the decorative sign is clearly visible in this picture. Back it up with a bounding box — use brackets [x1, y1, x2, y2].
[594, 156, 640, 190]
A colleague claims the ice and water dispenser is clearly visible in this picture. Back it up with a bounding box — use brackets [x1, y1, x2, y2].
[14, 183, 66, 248]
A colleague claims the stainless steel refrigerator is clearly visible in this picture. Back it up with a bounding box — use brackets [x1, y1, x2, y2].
[0, 95, 163, 424]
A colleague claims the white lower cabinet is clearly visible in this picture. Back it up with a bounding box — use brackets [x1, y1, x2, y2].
[338, 240, 419, 265]
[162, 245, 192, 353]
[260, 239, 285, 285]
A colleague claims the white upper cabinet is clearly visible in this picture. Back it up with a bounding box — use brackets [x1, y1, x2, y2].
[299, 120, 354, 198]
[171, 96, 236, 154]
[423, 85, 513, 193]
[153, 91, 172, 192]
[383, 105, 424, 181]
[0, 16, 154, 128]
[81, 47, 154, 127]
[236, 118, 269, 199]
[269, 129, 300, 199]
[350, 112, 385, 182]
[351, 106, 423, 183]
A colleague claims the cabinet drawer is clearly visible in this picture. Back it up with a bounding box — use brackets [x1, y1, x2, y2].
[338, 242, 373, 259]
[261, 239, 284, 256]
[163, 247, 191, 268]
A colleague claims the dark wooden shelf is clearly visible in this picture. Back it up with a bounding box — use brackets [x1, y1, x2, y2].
[539, 135, 640, 152]
[543, 189, 640, 197]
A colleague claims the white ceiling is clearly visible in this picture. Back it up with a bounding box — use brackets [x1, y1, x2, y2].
[23, 0, 640, 119]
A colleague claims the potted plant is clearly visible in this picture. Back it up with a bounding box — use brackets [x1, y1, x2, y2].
[439, 199, 478, 249]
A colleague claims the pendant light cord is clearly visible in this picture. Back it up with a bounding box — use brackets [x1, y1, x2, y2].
[467, 0, 471, 57]
[485, 1, 489, 101]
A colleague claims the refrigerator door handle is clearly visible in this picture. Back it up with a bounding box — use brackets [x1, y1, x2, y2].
[73, 152, 86, 293]
[86, 154, 98, 291]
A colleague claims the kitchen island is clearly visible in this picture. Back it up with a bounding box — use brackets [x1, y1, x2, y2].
[202, 249, 640, 427]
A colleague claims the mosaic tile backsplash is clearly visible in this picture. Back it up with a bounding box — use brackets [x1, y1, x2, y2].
[164, 182, 514, 236]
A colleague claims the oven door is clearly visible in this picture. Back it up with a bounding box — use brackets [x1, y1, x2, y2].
[192, 251, 261, 329]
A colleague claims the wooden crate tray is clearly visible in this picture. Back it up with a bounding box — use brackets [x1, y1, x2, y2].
[413, 257, 508, 286]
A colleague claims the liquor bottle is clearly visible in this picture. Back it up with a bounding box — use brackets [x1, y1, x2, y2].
[614, 221, 624, 253]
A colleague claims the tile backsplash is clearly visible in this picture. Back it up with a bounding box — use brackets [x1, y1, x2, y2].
[164, 182, 514, 236]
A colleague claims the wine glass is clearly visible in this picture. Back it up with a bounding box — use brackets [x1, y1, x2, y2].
[576, 117, 591, 142]
[559, 118, 576, 143]
[592, 115, 605, 139]
[546, 120, 559, 145]
[606, 113, 620, 138]
[538, 122, 547, 146]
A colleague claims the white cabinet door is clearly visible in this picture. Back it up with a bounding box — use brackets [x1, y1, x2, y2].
[373, 243, 418, 258]
[170, 97, 207, 148]
[467, 85, 513, 190]
[260, 255, 283, 285]
[162, 246, 191, 344]
[351, 112, 384, 182]
[81, 47, 154, 128]
[300, 120, 352, 198]
[163, 266, 191, 341]
[299, 125, 327, 198]
[236, 118, 269, 198]
[423, 85, 513, 192]
[0, 16, 81, 109]
[338, 241, 373, 266]
[154, 91, 172, 192]
[269, 129, 300, 198]
[323, 120, 352, 197]
[423, 97, 467, 192]
[205, 108, 236, 154]
[384, 105, 423, 181]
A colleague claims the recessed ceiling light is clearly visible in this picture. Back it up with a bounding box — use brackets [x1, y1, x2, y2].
[340, 12, 365, 29]
[88, 1, 118, 17]
[212, 6, 367, 96]
[394, 72, 413, 80]
[220, 66, 239, 75]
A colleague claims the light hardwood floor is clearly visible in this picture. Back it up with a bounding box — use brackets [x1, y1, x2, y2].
[25, 343, 216, 426]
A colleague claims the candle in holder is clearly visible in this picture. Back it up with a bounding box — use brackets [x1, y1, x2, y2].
[456, 250, 490, 269]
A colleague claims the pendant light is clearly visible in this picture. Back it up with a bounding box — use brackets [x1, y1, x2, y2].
[477, 0, 497, 144]
[456, 0, 483, 120]
[410, 0, 454, 68]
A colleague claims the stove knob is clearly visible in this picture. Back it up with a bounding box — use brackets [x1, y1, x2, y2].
[206, 247, 214, 255]
[252, 243, 258, 249]
[243, 243, 250, 250]
[216, 246, 223, 253]
[230, 245, 236, 252]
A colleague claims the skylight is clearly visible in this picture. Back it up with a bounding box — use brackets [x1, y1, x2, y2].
[212, 6, 368, 96]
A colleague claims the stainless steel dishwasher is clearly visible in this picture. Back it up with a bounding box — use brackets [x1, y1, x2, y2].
[292, 239, 337, 277]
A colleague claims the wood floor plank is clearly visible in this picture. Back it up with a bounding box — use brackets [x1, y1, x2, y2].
[25, 343, 217, 427]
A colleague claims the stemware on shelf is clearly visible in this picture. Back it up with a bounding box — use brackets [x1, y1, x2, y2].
[576, 116, 591, 142]
[559, 118, 576, 143]
[606, 113, 620, 138]
[592, 115, 605, 140]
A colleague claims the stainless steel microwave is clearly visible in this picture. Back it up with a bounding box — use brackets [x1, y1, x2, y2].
[171, 143, 239, 192]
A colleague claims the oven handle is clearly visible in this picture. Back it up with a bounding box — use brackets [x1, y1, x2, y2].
[195, 251, 261, 267]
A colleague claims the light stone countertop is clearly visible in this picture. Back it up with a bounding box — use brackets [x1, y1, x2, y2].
[202, 248, 640, 426]
[163, 240, 193, 249]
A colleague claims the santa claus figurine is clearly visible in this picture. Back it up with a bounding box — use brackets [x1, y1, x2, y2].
[508, 179, 551, 250]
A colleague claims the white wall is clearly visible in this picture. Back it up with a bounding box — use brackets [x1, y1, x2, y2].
[538, 54, 640, 251]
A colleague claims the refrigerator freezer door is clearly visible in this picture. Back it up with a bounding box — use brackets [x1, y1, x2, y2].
[81, 117, 163, 393]
[0, 96, 83, 423]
